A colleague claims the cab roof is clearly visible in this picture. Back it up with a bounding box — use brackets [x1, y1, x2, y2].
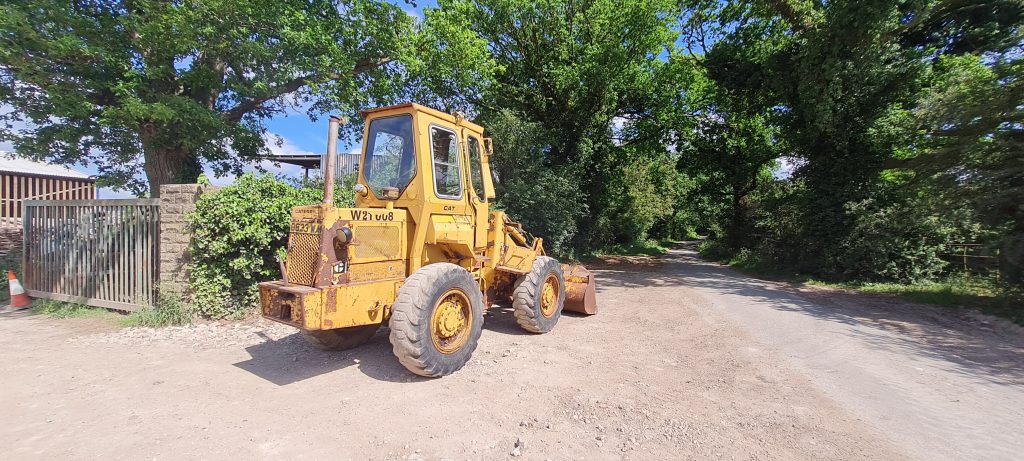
[361, 103, 485, 133]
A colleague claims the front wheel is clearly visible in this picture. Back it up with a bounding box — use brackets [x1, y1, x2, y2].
[388, 263, 484, 377]
[513, 256, 565, 333]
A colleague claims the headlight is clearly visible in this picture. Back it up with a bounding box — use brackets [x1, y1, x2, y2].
[336, 227, 353, 244]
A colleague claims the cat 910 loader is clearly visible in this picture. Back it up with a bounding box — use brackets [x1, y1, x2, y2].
[259, 104, 597, 377]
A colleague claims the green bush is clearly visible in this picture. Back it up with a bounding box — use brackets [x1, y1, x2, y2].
[698, 239, 731, 262]
[483, 109, 589, 257]
[187, 173, 353, 319]
[600, 154, 676, 247]
[832, 199, 956, 283]
[593, 239, 668, 257]
[728, 248, 760, 269]
[497, 165, 588, 258]
[0, 251, 17, 304]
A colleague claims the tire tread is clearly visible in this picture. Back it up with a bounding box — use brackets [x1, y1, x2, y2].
[388, 263, 483, 377]
[512, 256, 564, 333]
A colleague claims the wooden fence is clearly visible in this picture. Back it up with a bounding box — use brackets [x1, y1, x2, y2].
[940, 243, 1000, 275]
[21, 199, 160, 311]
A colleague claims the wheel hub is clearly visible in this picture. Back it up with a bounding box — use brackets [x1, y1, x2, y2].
[431, 289, 473, 354]
[437, 299, 466, 338]
[541, 274, 559, 318]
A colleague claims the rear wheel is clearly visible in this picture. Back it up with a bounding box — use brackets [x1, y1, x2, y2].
[389, 263, 484, 377]
[513, 256, 565, 333]
[301, 324, 380, 350]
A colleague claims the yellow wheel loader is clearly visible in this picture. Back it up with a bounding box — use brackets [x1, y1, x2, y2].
[259, 104, 597, 377]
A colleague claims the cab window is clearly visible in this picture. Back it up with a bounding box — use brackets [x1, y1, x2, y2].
[430, 126, 462, 199]
[467, 136, 486, 200]
[363, 115, 415, 197]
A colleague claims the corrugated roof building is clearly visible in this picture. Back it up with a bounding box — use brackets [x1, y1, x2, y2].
[1, 153, 96, 227]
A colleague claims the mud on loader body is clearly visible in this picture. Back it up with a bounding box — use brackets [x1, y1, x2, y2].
[259, 104, 596, 377]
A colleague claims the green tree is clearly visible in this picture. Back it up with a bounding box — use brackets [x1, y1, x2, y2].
[699, 0, 1022, 279]
[424, 0, 681, 251]
[679, 111, 779, 249]
[0, 0, 414, 195]
[911, 53, 1024, 282]
[668, 2, 787, 249]
[484, 109, 587, 256]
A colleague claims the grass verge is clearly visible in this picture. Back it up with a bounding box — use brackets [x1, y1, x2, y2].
[698, 240, 1023, 325]
[806, 277, 1023, 325]
[121, 286, 192, 328]
[31, 299, 111, 319]
[592, 239, 671, 257]
[26, 287, 192, 328]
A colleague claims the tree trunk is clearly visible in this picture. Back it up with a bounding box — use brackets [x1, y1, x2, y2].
[727, 185, 749, 250]
[142, 140, 202, 198]
[1000, 228, 1024, 285]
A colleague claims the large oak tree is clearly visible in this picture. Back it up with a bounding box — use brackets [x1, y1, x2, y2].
[0, 0, 414, 195]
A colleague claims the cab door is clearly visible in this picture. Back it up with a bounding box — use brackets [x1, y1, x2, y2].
[464, 134, 491, 249]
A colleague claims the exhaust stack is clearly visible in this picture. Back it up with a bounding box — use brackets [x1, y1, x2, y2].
[323, 115, 344, 205]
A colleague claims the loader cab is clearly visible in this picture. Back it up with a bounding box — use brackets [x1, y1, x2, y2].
[355, 103, 496, 272]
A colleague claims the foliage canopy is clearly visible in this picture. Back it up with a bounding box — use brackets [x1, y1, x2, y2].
[0, 0, 415, 195]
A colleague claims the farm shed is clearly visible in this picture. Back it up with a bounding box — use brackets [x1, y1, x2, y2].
[1, 154, 96, 225]
[1, 155, 96, 256]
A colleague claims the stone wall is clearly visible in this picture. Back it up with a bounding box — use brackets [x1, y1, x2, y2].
[0, 226, 21, 263]
[158, 184, 218, 295]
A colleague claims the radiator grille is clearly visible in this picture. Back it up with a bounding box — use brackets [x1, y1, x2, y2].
[353, 225, 400, 260]
[286, 232, 321, 286]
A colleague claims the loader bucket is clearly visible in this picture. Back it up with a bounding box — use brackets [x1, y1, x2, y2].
[561, 264, 597, 315]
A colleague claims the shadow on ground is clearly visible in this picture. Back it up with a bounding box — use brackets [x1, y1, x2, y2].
[233, 329, 423, 385]
[588, 242, 1024, 386]
[234, 307, 538, 385]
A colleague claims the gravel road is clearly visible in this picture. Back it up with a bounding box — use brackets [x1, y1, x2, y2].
[1, 245, 1021, 460]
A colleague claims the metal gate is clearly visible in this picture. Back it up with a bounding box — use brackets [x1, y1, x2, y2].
[22, 199, 160, 311]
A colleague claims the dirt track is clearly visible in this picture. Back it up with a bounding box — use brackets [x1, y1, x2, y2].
[1, 246, 1022, 460]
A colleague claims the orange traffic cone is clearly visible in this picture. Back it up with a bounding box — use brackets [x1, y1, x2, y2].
[6, 270, 31, 311]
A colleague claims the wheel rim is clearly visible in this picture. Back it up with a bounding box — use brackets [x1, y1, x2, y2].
[431, 289, 473, 354]
[540, 274, 559, 318]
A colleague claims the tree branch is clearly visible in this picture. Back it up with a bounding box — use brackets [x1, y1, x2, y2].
[222, 56, 393, 123]
[765, 0, 819, 33]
